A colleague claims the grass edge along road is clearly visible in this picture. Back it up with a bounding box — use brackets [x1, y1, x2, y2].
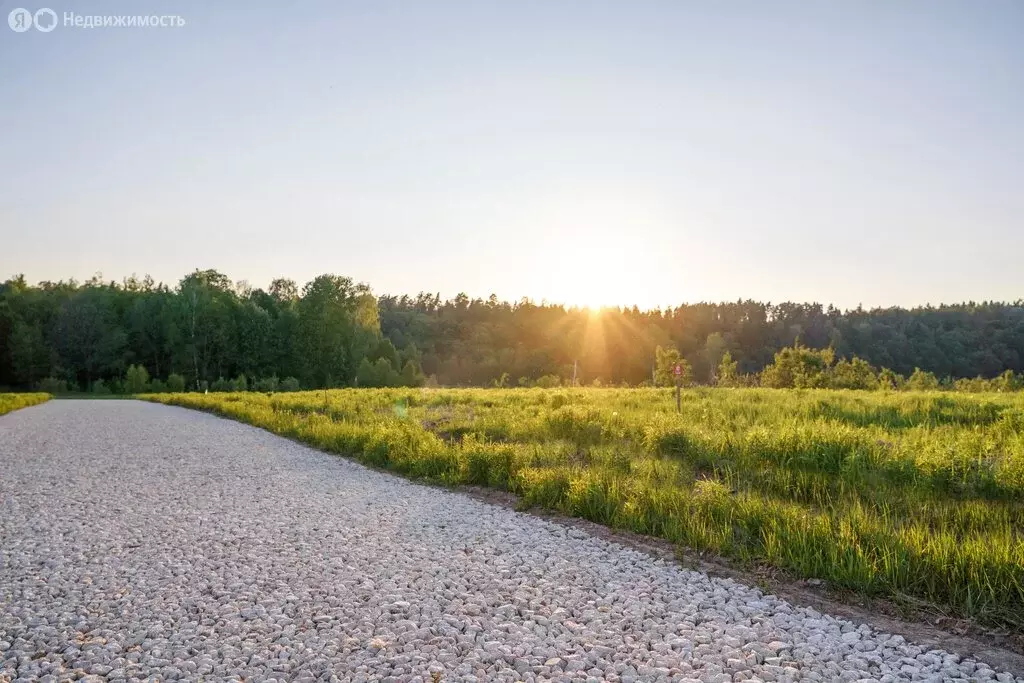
[0, 393, 50, 416]
[141, 387, 1024, 631]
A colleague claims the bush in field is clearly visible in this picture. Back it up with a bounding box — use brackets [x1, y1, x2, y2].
[124, 364, 150, 393]
[907, 367, 940, 391]
[535, 374, 561, 388]
[950, 372, 1022, 393]
[877, 367, 904, 390]
[830, 356, 877, 390]
[166, 373, 186, 392]
[356, 357, 425, 388]
[954, 376, 990, 393]
[233, 374, 248, 391]
[211, 377, 232, 392]
[761, 342, 834, 388]
[993, 369, 1022, 393]
[400, 360, 425, 387]
[280, 376, 301, 392]
[357, 357, 396, 387]
[655, 346, 692, 386]
[255, 376, 280, 392]
[703, 332, 728, 382]
[37, 377, 67, 394]
[91, 379, 111, 395]
[716, 351, 739, 387]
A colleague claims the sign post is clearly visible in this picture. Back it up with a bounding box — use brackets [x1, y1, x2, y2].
[673, 363, 682, 413]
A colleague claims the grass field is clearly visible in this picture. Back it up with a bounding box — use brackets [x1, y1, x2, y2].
[141, 387, 1024, 628]
[0, 392, 51, 416]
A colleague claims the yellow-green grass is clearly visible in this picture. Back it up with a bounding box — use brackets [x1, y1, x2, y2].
[140, 387, 1024, 628]
[0, 392, 51, 416]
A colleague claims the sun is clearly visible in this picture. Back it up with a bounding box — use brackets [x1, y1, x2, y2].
[541, 240, 652, 310]
[526, 191, 671, 310]
[556, 274, 625, 311]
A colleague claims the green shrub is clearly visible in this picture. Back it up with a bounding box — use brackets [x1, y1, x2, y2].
[878, 368, 904, 390]
[655, 346, 692, 386]
[993, 370, 1022, 393]
[907, 368, 940, 391]
[166, 373, 186, 392]
[536, 374, 561, 389]
[37, 377, 68, 394]
[831, 357, 877, 390]
[400, 360, 425, 387]
[124, 364, 150, 393]
[255, 376, 280, 392]
[717, 352, 739, 387]
[280, 377, 301, 392]
[761, 343, 834, 388]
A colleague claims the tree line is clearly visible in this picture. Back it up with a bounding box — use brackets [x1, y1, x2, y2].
[667, 343, 1023, 393]
[1, 270, 1022, 393]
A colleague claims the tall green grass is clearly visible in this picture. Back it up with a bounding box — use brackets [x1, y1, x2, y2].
[141, 387, 1024, 628]
[0, 392, 51, 416]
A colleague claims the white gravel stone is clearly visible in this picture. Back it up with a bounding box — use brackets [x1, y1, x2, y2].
[1, 400, 1021, 682]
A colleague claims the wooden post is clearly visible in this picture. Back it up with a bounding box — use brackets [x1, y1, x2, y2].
[673, 362, 682, 412]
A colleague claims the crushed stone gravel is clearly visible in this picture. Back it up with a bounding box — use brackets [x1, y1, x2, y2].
[1, 400, 1020, 683]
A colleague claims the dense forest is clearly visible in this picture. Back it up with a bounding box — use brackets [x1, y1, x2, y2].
[0, 270, 1022, 392]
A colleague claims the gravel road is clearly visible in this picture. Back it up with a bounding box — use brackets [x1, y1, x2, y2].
[1, 400, 1020, 683]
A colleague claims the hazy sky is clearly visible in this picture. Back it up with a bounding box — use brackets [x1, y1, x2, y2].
[2, 0, 1021, 309]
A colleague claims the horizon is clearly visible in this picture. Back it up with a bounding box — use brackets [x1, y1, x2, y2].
[5, 267, 1023, 314]
[3, 1, 1023, 309]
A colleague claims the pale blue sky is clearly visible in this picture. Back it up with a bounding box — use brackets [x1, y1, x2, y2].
[1, 1, 1021, 309]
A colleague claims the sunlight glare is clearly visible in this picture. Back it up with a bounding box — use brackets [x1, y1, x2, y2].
[528, 191, 674, 310]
